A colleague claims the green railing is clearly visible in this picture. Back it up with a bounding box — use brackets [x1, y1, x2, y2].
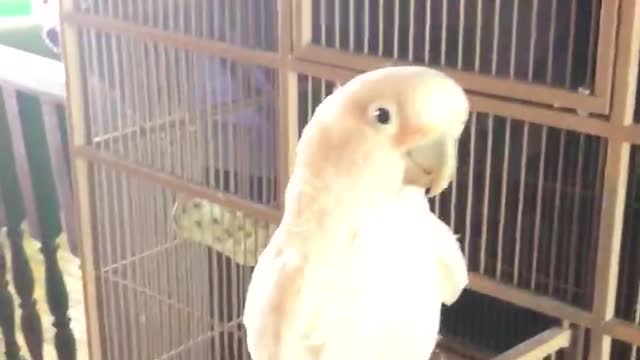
[0, 43, 78, 360]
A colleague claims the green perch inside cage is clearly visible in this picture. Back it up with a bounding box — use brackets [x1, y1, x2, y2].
[172, 196, 276, 266]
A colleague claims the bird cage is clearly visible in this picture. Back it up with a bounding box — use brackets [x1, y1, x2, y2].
[59, 0, 640, 359]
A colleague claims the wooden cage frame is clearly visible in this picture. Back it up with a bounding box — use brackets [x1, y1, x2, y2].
[59, 0, 640, 359]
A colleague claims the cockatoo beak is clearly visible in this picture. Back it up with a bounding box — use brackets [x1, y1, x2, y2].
[403, 134, 458, 197]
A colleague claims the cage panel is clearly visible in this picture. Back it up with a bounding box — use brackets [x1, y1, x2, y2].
[306, 0, 601, 92]
[78, 28, 279, 207]
[74, 0, 278, 52]
[440, 290, 560, 357]
[431, 113, 606, 309]
[91, 162, 274, 359]
[296, 73, 338, 136]
[615, 145, 640, 323]
[612, 339, 640, 360]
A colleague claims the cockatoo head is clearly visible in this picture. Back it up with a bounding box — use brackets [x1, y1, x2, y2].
[293, 66, 469, 206]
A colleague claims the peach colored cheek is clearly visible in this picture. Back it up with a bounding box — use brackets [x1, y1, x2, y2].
[393, 125, 425, 149]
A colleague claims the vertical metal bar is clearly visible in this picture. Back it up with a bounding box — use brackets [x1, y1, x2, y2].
[100, 34, 116, 153]
[474, 0, 483, 72]
[509, 0, 519, 79]
[527, 0, 539, 80]
[202, 0, 209, 39]
[80, 30, 95, 143]
[450, 146, 458, 231]
[262, 0, 270, 50]
[140, 40, 153, 166]
[479, 115, 493, 275]
[567, 134, 585, 302]
[142, 198, 159, 360]
[364, 0, 370, 54]
[151, 183, 163, 357]
[321, 0, 327, 46]
[377, 0, 384, 56]
[101, 167, 120, 358]
[222, 0, 235, 42]
[321, 79, 327, 100]
[513, 123, 529, 285]
[408, 0, 415, 60]
[424, 0, 431, 63]
[87, 29, 101, 148]
[585, 0, 599, 89]
[236, 0, 244, 46]
[179, 53, 193, 183]
[109, 176, 127, 360]
[393, 0, 399, 58]
[159, 185, 173, 354]
[530, 127, 547, 289]
[456, 0, 464, 69]
[259, 74, 270, 204]
[132, 179, 150, 358]
[225, 64, 237, 196]
[167, 8, 179, 177]
[349, 0, 355, 51]
[464, 113, 477, 263]
[110, 35, 125, 156]
[93, 164, 113, 360]
[147, 42, 162, 170]
[564, 0, 577, 88]
[214, 59, 225, 202]
[496, 118, 511, 279]
[307, 76, 313, 124]
[546, 0, 557, 85]
[548, 130, 566, 296]
[124, 38, 141, 164]
[335, 0, 341, 48]
[177, 4, 189, 180]
[440, 0, 447, 66]
[491, 0, 502, 74]
[203, 56, 215, 191]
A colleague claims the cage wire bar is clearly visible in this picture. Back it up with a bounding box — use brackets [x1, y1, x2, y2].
[58, 0, 640, 359]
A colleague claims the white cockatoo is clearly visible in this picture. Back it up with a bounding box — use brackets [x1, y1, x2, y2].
[243, 66, 470, 360]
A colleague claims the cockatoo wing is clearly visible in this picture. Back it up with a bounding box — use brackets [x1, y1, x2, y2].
[243, 228, 329, 360]
[391, 187, 468, 305]
[431, 213, 468, 306]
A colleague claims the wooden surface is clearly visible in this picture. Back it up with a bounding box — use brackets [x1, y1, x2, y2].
[0, 230, 88, 360]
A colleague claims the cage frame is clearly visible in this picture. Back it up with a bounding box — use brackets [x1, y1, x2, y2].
[58, 0, 640, 359]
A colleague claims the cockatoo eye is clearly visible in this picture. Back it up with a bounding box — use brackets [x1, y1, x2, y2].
[374, 107, 391, 125]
